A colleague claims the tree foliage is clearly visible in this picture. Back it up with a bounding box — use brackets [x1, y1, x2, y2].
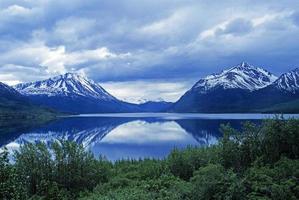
[0, 117, 298, 199]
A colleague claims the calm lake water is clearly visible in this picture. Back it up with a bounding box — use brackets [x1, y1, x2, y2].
[1, 113, 299, 161]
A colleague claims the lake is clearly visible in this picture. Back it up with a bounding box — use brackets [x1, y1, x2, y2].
[1, 113, 299, 161]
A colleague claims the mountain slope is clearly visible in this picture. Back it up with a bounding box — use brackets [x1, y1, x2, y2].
[15, 73, 117, 100]
[171, 62, 277, 113]
[258, 99, 299, 113]
[250, 68, 299, 111]
[0, 82, 27, 112]
[0, 82, 23, 100]
[14, 73, 140, 113]
[0, 82, 57, 121]
[273, 68, 299, 94]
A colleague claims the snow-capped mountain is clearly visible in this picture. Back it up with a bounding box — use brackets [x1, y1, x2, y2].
[192, 62, 277, 93]
[5, 64, 299, 114]
[250, 68, 299, 113]
[14, 73, 140, 113]
[171, 62, 290, 113]
[273, 68, 299, 94]
[171, 64, 299, 113]
[15, 73, 116, 101]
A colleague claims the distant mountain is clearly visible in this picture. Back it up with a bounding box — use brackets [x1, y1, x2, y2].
[171, 62, 278, 113]
[14, 73, 140, 113]
[137, 100, 173, 112]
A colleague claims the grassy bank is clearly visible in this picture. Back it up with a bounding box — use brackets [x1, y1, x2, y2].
[0, 117, 298, 200]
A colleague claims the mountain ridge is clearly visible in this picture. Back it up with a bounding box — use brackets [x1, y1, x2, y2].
[15, 73, 116, 101]
[14, 73, 171, 113]
[272, 68, 299, 94]
[171, 62, 299, 113]
[7, 62, 299, 114]
[191, 62, 277, 93]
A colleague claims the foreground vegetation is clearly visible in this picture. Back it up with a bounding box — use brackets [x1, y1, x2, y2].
[1, 117, 298, 200]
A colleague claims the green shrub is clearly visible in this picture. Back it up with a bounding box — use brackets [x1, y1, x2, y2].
[0, 118, 298, 200]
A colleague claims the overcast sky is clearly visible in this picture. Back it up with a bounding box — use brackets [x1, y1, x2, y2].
[1, 0, 299, 102]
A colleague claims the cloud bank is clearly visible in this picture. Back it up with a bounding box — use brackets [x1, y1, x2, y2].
[1, 0, 299, 101]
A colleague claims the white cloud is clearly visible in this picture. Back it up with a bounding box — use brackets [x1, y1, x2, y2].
[101, 120, 193, 144]
[139, 8, 191, 36]
[198, 11, 294, 41]
[251, 12, 293, 27]
[52, 17, 97, 43]
[0, 4, 42, 26]
[0, 74, 21, 85]
[1, 5, 32, 16]
[100, 80, 194, 103]
[0, 0, 299, 100]
[68, 47, 131, 64]
[0, 42, 132, 82]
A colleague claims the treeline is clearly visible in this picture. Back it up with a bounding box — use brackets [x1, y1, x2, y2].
[0, 107, 57, 129]
[0, 117, 298, 199]
[0, 105, 58, 138]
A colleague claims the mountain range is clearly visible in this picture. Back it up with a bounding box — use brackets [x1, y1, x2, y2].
[0, 61, 298, 114]
[14, 73, 142, 113]
[171, 62, 299, 113]
[13, 73, 172, 113]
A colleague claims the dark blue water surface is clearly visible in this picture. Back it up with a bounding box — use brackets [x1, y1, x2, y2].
[1, 113, 298, 161]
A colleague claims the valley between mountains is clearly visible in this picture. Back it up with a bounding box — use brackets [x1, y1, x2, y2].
[1, 62, 299, 117]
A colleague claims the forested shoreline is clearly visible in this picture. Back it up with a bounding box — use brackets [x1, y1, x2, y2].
[1, 117, 298, 200]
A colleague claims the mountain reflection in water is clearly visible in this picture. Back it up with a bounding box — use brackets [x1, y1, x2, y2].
[1, 116, 261, 161]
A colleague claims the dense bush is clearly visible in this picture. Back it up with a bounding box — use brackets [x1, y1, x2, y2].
[0, 117, 298, 199]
